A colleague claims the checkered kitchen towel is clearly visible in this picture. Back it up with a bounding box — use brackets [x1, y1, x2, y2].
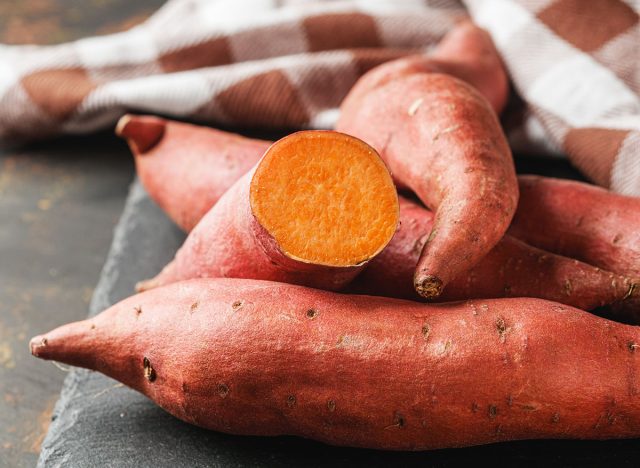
[1, 0, 639, 194]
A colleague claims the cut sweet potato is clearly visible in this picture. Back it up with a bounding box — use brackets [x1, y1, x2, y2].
[138, 130, 399, 291]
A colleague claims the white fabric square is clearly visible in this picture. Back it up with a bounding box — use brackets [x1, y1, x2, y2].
[0, 46, 21, 98]
[309, 107, 340, 129]
[467, 0, 533, 48]
[611, 132, 640, 195]
[102, 71, 212, 115]
[527, 54, 640, 127]
[197, 0, 283, 32]
[76, 27, 159, 68]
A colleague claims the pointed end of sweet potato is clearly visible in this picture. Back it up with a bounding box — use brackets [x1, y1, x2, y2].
[29, 320, 95, 367]
[116, 114, 166, 154]
[136, 277, 159, 293]
[29, 334, 48, 358]
[414, 273, 444, 299]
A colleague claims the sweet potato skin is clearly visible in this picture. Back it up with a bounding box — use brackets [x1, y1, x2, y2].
[337, 73, 518, 297]
[511, 175, 640, 278]
[117, 114, 271, 232]
[31, 278, 640, 450]
[350, 197, 637, 312]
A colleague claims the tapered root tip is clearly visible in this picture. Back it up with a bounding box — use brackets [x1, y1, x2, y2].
[135, 278, 158, 293]
[115, 114, 166, 154]
[30, 335, 48, 358]
[414, 275, 444, 299]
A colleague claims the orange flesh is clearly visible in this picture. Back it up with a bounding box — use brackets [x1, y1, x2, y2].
[250, 131, 399, 267]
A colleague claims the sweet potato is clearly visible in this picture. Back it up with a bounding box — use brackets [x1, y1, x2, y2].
[138, 130, 399, 292]
[116, 115, 270, 232]
[335, 19, 517, 299]
[510, 175, 640, 278]
[336, 73, 518, 299]
[31, 278, 640, 450]
[348, 197, 637, 311]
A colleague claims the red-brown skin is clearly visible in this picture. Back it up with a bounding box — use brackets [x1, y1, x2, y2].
[339, 19, 509, 117]
[337, 72, 518, 298]
[30, 278, 640, 450]
[116, 114, 271, 232]
[137, 170, 362, 292]
[511, 176, 640, 278]
[350, 197, 637, 312]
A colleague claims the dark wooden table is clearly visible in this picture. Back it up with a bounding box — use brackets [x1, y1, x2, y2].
[0, 2, 163, 466]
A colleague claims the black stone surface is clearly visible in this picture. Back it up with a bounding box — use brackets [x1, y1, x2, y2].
[0, 133, 134, 468]
[38, 168, 640, 467]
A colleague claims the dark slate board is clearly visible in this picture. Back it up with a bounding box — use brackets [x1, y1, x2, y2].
[38, 178, 640, 468]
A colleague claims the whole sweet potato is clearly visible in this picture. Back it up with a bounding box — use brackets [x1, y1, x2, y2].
[511, 175, 640, 278]
[138, 130, 399, 292]
[31, 278, 640, 450]
[336, 19, 518, 299]
[349, 197, 638, 312]
[337, 72, 518, 299]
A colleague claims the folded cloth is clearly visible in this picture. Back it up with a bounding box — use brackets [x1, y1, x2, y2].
[1, 0, 638, 194]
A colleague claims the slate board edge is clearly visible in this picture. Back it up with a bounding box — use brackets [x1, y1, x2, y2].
[37, 180, 148, 468]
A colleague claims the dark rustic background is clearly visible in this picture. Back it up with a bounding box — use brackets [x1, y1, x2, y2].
[0, 2, 163, 466]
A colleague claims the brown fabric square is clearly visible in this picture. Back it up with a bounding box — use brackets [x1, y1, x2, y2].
[303, 13, 381, 52]
[160, 37, 233, 72]
[21, 68, 95, 121]
[217, 70, 310, 128]
[351, 48, 412, 76]
[538, 0, 638, 52]
[563, 127, 630, 186]
[0, 84, 57, 142]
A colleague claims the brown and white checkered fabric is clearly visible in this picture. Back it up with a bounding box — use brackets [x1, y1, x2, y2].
[468, 0, 640, 194]
[1, 0, 639, 194]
